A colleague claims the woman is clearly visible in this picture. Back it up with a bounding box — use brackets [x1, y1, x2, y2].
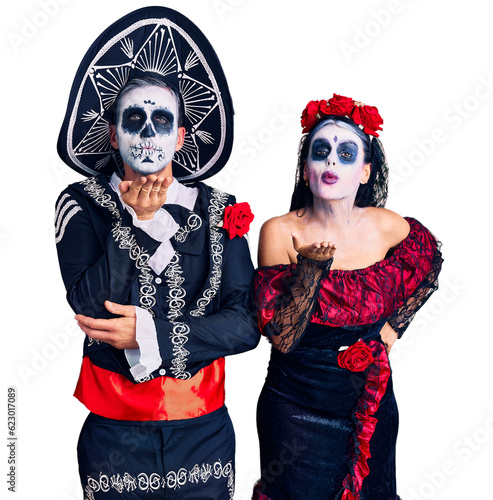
[252, 94, 443, 499]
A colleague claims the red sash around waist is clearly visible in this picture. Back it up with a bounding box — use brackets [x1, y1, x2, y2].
[74, 357, 225, 421]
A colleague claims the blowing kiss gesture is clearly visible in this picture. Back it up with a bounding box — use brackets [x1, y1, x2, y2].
[119, 174, 173, 221]
[291, 232, 337, 261]
[290, 233, 396, 352]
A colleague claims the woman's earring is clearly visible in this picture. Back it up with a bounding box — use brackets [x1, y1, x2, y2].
[305, 178, 309, 187]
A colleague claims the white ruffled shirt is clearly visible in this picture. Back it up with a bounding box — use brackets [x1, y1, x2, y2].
[109, 173, 199, 381]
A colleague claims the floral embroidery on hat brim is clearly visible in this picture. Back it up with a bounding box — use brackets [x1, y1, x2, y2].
[301, 94, 383, 137]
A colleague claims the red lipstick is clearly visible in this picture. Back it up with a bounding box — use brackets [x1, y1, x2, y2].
[321, 171, 338, 185]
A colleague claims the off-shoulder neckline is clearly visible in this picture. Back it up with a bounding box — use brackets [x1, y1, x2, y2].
[257, 217, 419, 277]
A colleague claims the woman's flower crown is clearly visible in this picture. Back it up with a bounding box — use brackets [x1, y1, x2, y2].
[301, 93, 383, 137]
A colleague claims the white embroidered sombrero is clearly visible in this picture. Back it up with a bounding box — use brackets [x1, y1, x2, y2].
[57, 6, 234, 182]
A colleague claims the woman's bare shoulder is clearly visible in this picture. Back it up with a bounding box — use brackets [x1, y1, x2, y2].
[258, 211, 300, 266]
[365, 207, 410, 247]
[260, 211, 300, 234]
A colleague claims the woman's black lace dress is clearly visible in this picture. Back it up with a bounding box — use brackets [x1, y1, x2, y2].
[252, 218, 442, 499]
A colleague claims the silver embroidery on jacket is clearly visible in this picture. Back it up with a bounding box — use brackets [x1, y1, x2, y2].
[80, 177, 157, 317]
[54, 193, 82, 244]
[174, 213, 202, 243]
[163, 189, 227, 379]
[164, 252, 191, 380]
[189, 188, 228, 317]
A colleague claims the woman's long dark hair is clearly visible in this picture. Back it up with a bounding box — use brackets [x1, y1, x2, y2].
[290, 115, 389, 212]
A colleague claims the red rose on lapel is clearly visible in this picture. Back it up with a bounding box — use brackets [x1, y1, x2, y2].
[222, 202, 254, 239]
[338, 341, 374, 372]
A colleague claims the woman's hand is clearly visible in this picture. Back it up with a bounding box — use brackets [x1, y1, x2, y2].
[380, 321, 398, 354]
[120, 175, 173, 220]
[292, 232, 336, 261]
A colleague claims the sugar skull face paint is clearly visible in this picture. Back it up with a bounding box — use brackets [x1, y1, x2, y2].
[113, 85, 181, 175]
[305, 123, 370, 203]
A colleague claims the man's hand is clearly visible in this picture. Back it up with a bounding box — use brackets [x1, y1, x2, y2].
[75, 301, 139, 349]
[380, 321, 398, 354]
[120, 175, 173, 220]
[292, 232, 336, 262]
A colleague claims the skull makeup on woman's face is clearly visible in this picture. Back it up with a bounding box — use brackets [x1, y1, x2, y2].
[305, 123, 370, 203]
[113, 85, 181, 175]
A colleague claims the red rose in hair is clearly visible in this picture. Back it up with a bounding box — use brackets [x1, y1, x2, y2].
[301, 94, 384, 136]
[338, 341, 374, 372]
[358, 105, 384, 137]
[318, 99, 331, 115]
[328, 94, 354, 116]
[301, 100, 322, 133]
[222, 202, 254, 239]
[351, 105, 363, 126]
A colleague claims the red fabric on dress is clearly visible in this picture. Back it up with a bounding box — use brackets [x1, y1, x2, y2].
[340, 341, 391, 499]
[256, 218, 439, 331]
[252, 217, 440, 498]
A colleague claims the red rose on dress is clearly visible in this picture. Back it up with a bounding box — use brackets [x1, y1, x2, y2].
[337, 341, 374, 372]
[301, 100, 322, 133]
[222, 202, 254, 239]
[328, 94, 355, 116]
[356, 105, 383, 137]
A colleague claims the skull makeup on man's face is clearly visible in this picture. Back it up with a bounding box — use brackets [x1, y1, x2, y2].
[114, 85, 180, 175]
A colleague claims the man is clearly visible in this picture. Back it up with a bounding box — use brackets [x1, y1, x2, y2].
[55, 7, 259, 499]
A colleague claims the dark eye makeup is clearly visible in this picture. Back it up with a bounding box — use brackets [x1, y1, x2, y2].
[151, 109, 174, 134]
[120, 106, 175, 135]
[310, 137, 359, 165]
[121, 107, 146, 134]
[311, 138, 331, 161]
[337, 141, 358, 164]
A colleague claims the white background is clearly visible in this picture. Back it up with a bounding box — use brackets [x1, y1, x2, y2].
[2, 0, 492, 498]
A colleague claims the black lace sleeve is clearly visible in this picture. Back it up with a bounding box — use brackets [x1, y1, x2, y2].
[388, 240, 443, 337]
[254, 255, 333, 353]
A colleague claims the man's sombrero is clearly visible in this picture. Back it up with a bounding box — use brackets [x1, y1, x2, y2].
[57, 6, 234, 182]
